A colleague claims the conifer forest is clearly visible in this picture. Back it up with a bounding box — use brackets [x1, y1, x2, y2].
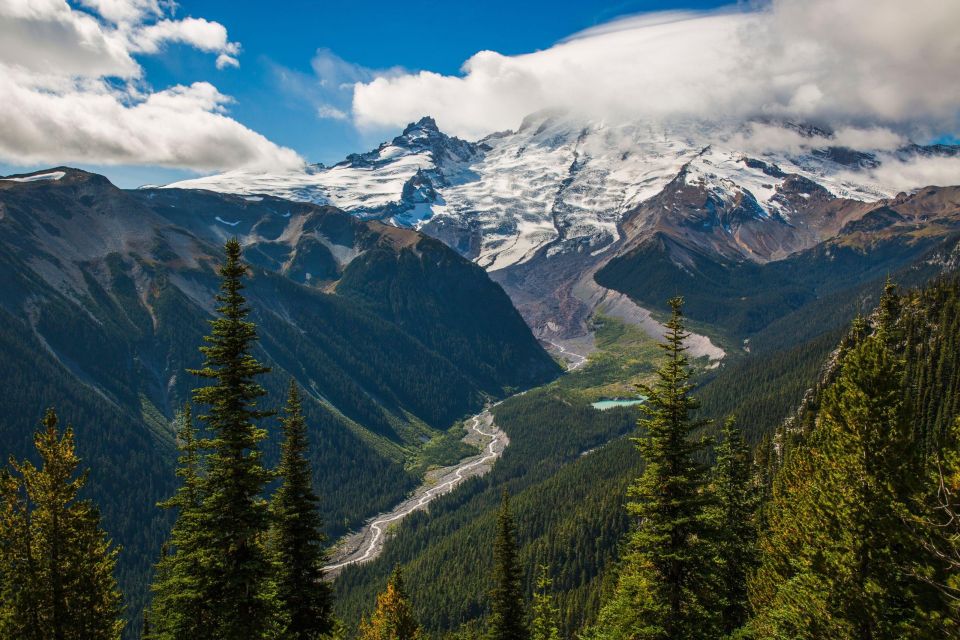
[1, 2, 959, 639]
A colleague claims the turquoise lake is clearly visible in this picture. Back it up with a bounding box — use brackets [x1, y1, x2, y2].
[591, 397, 647, 410]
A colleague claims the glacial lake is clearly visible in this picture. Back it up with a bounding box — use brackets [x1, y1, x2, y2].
[591, 397, 647, 410]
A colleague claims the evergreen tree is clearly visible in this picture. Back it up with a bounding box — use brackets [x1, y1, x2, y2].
[750, 290, 943, 638]
[358, 566, 420, 640]
[490, 490, 527, 640]
[189, 238, 275, 639]
[901, 415, 960, 627]
[593, 297, 718, 640]
[707, 417, 758, 634]
[0, 464, 36, 636]
[530, 566, 560, 640]
[0, 408, 123, 640]
[146, 405, 212, 640]
[270, 380, 334, 640]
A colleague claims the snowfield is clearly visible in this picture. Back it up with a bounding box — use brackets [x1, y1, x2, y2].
[165, 114, 944, 272]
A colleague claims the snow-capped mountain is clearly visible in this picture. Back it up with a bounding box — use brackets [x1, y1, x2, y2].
[167, 112, 960, 347]
[169, 113, 955, 268]
[172, 117, 483, 224]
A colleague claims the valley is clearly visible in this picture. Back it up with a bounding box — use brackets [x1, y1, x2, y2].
[2, 3, 959, 639]
[326, 406, 508, 574]
[0, 168, 561, 628]
[3, 149, 958, 636]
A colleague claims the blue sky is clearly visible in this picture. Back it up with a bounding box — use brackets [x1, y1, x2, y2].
[0, 0, 956, 188]
[0, 0, 730, 187]
[157, 0, 730, 166]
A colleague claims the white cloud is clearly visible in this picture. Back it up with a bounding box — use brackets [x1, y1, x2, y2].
[128, 17, 240, 60]
[0, 0, 139, 78]
[75, 0, 163, 24]
[839, 156, 960, 193]
[215, 53, 239, 70]
[0, 77, 301, 170]
[352, 0, 960, 141]
[0, 0, 300, 171]
[830, 127, 906, 152]
[316, 104, 348, 121]
[726, 123, 908, 155]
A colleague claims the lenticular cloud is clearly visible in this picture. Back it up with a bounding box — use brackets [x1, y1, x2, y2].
[352, 0, 960, 140]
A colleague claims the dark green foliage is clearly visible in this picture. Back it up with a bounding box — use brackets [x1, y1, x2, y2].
[335, 235, 561, 394]
[490, 491, 527, 640]
[595, 236, 809, 336]
[335, 269, 960, 640]
[270, 381, 334, 640]
[3, 170, 959, 640]
[595, 230, 955, 338]
[750, 278, 960, 638]
[593, 298, 718, 640]
[695, 237, 960, 445]
[145, 405, 210, 640]
[188, 239, 274, 639]
[706, 417, 758, 634]
[530, 567, 561, 640]
[908, 416, 960, 615]
[696, 328, 845, 444]
[0, 409, 124, 640]
[0, 298, 171, 636]
[899, 277, 960, 456]
[0, 174, 557, 634]
[333, 389, 641, 636]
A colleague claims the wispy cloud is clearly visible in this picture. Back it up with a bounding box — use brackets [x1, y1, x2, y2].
[316, 104, 348, 121]
[351, 0, 960, 141]
[0, 0, 301, 171]
[270, 48, 405, 124]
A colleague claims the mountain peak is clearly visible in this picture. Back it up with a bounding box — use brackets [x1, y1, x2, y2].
[0, 166, 114, 189]
[403, 116, 439, 135]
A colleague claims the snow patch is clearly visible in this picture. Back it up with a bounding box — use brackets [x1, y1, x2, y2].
[2, 171, 66, 183]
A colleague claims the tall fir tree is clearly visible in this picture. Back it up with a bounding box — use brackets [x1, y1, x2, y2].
[490, 490, 527, 640]
[530, 566, 561, 640]
[358, 565, 421, 640]
[707, 417, 758, 635]
[0, 409, 123, 640]
[189, 238, 275, 639]
[593, 297, 718, 640]
[270, 380, 334, 640]
[146, 405, 212, 640]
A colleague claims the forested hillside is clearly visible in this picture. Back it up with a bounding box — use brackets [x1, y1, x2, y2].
[3, 229, 959, 639]
[749, 277, 960, 636]
[331, 317, 664, 634]
[1, 2, 958, 638]
[334, 275, 960, 638]
[696, 233, 960, 442]
[0, 169, 558, 633]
